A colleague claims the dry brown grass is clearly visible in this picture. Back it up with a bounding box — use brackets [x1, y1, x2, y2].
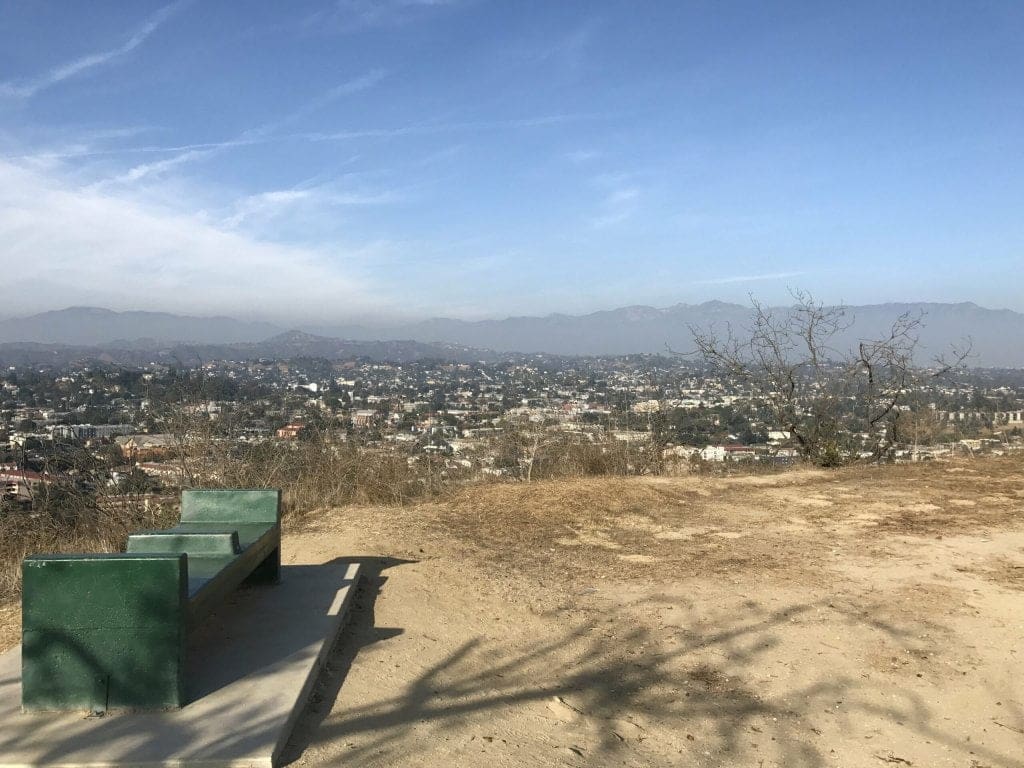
[2, 453, 1021, 654]
[215, 442, 449, 516]
[428, 455, 1024, 585]
[0, 498, 178, 604]
[975, 555, 1024, 591]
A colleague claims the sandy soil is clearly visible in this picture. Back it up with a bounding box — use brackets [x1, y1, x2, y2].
[280, 458, 1024, 767]
[2, 457, 1022, 766]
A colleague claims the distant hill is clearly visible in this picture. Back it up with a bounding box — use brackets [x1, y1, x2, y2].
[0, 307, 281, 346]
[0, 332, 496, 367]
[312, 301, 1024, 367]
[1, 302, 1022, 367]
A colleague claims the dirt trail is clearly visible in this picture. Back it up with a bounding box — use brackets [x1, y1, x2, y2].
[281, 458, 1024, 767]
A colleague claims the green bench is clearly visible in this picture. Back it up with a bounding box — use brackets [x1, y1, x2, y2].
[20, 489, 282, 712]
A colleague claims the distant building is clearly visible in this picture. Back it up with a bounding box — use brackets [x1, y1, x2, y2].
[52, 424, 134, 441]
[700, 446, 726, 462]
[611, 430, 651, 443]
[114, 434, 176, 461]
[351, 410, 377, 428]
[0, 466, 47, 504]
[995, 411, 1023, 425]
[275, 423, 304, 440]
[631, 400, 661, 414]
[138, 462, 186, 483]
[724, 445, 758, 461]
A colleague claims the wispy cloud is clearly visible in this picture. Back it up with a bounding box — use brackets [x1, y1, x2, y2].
[0, 159, 385, 320]
[79, 71, 388, 187]
[591, 187, 640, 228]
[0, 1, 188, 98]
[307, 113, 591, 141]
[7, 105, 577, 173]
[302, 0, 462, 33]
[100, 147, 214, 186]
[565, 149, 602, 164]
[537, 17, 600, 73]
[224, 183, 401, 228]
[692, 271, 807, 285]
[497, 16, 601, 83]
[241, 69, 388, 141]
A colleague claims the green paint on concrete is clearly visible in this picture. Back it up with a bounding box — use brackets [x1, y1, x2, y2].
[181, 489, 281, 524]
[21, 488, 283, 712]
[127, 531, 242, 556]
[21, 554, 187, 711]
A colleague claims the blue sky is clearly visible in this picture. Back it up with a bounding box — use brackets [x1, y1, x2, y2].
[0, 0, 1021, 322]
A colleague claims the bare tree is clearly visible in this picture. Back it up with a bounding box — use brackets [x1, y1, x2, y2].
[690, 290, 971, 465]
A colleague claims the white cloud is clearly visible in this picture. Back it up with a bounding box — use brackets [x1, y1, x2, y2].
[0, 2, 186, 98]
[692, 271, 807, 285]
[0, 160, 385, 321]
[51, 72, 389, 187]
[303, 0, 462, 32]
[101, 147, 214, 186]
[223, 184, 401, 228]
[591, 187, 640, 228]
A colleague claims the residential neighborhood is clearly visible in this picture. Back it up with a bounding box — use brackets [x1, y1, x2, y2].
[1, 354, 1022, 511]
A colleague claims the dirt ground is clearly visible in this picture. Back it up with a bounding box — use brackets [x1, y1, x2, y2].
[279, 457, 1024, 767]
[2, 457, 1023, 766]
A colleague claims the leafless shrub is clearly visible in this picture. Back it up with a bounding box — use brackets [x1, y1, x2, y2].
[690, 290, 971, 465]
[491, 422, 663, 481]
[212, 438, 445, 517]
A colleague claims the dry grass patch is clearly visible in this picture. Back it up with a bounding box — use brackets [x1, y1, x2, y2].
[427, 457, 1024, 588]
[0, 501, 179, 603]
[976, 555, 1024, 591]
[0, 603, 17, 652]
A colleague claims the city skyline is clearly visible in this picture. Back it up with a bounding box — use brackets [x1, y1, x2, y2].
[1, 1, 1022, 322]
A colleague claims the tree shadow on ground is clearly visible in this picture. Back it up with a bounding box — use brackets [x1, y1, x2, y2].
[283, 586, 1024, 768]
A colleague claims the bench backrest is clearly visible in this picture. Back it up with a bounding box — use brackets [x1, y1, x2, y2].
[180, 488, 281, 525]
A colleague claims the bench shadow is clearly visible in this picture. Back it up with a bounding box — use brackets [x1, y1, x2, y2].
[188, 556, 411, 702]
[278, 556, 409, 766]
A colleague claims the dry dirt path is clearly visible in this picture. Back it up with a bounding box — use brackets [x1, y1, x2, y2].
[282, 459, 1024, 767]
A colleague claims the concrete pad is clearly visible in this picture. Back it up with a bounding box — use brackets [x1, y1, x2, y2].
[0, 559, 362, 768]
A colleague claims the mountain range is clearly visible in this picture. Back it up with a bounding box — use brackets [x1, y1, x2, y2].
[0, 302, 1021, 367]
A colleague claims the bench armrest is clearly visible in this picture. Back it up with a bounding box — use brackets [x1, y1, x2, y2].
[21, 554, 188, 711]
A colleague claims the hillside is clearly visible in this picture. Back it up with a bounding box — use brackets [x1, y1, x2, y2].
[0, 334, 496, 366]
[2, 459, 1022, 766]
[318, 301, 1024, 366]
[2, 301, 1023, 366]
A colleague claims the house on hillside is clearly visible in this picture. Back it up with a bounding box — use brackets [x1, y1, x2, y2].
[276, 423, 304, 440]
[114, 434, 176, 461]
[0, 466, 47, 505]
[700, 446, 726, 462]
[351, 410, 377, 428]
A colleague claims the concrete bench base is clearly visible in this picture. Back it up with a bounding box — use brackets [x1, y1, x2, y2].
[0, 559, 361, 768]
